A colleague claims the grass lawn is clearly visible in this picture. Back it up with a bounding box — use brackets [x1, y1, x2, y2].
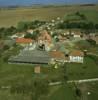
[42, 56, 98, 81]
[0, 84, 76, 100]
[87, 82, 98, 100]
[76, 81, 98, 100]
[0, 55, 98, 86]
[47, 84, 76, 100]
[0, 89, 30, 100]
[66, 56, 98, 80]
[0, 60, 34, 86]
[0, 50, 98, 99]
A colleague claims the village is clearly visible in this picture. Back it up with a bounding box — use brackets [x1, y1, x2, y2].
[0, 9, 98, 100]
[7, 17, 98, 67]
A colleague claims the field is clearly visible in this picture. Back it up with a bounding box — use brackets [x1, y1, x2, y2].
[1, 56, 98, 85]
[47, 84, 76, 100]
[41, 56, 98, 81]
[66, 56, 98, 80]
[0, 53, 98, 100]
[76, 81, 98, 100]
[0, 5, 98, 27]
[0, 84, 76, 100]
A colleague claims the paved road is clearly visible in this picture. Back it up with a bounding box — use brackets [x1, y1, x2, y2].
[49, 78, 98, 86]
[1, 78, 98, 89]
[67, 78, 98, 83]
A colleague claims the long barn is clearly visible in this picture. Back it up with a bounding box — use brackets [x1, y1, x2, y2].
[8, 50, 51, 64]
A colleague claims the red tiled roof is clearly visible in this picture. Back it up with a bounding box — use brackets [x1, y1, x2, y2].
[38, 30, 52, 43]
[27, 29, 33, 33]
[70, 50, 84, 57]
[16, 38, 33, 44]
[71, 31, 81, 35]
[49, 51, 65, 59]
[16, 32, 26, 34]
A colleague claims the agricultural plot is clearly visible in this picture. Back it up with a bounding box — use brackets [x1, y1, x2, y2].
[0, 5, 98, 27]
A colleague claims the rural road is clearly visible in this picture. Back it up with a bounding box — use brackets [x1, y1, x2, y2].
[49, 78, 98, 86]
[67, 78, 98, 83]
[1, 78, 98, 89]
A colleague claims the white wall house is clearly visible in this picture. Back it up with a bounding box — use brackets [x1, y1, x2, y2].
[72, 32, 81, 38]
[69, 56, 83, 63]
[69, 50, 84, 63]
[27, 29, 34, 34]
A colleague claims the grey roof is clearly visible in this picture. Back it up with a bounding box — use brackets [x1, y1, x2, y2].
[8, 50, 51, 64]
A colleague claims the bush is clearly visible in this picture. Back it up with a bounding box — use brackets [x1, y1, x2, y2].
[87, 55, 98, 65]
[86, 39, 96, 46]
[3, 45, 10, 51]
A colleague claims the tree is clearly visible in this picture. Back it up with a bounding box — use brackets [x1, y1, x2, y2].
[0, 27, 6, 38]
[73, 82, 82, 99]
[75, 88, 82, 98]
[17, 21, 28, 32]
[87, 39, 96, 46]
[3, 55, 10, 62]
[75, 11, 80, 16]
[5, 26, 17, 36]
[56, 23, 66, 29]
[32, 79, 49, 100]
[3, 45, 10, 51]
[95, 24, 98, 29]
[24, 33, 33, 39]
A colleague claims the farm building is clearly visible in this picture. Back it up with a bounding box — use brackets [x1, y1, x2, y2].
[16, 38, 33, 46]
[8, 50, 51, 64]
[34, 66, 41, 74]
[70, 31, 82, 38]
[69, 50, 84, 63]
[49, 51, 65, 62]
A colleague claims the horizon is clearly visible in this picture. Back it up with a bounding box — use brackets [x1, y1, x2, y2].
[0, 0, 98, 7]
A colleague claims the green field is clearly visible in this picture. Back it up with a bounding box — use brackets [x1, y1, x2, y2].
[42, 56, 98, 81]
[66, 56, 98, 80]
[0, 84, 76, 100]
[76, 81, 98, 100]
[0, 55, 98, 100]
[0, 5, 98, 27]
[48, 84, 76, 100]
[0, 56, 97, 86]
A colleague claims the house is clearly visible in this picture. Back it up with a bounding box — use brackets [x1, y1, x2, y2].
[94, 36, 98, 44]
[49, 51, 66, 63]
[91, 36, 98, 45]
[69, 50, 84, 63]
[37, 30, 53, 51]
[10, 32, 26, 39]
[38, 30, 52, 43]
[72, 31, 82, 38]
[27, 29, 33, 34]
[16, 38, 33, 46]
[10, 34, 18, 39]
[34, 66, 41, 74]
[63, 31, 70, 36]
[0, 41, 4, 50]
[16, 32, 26, 38]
